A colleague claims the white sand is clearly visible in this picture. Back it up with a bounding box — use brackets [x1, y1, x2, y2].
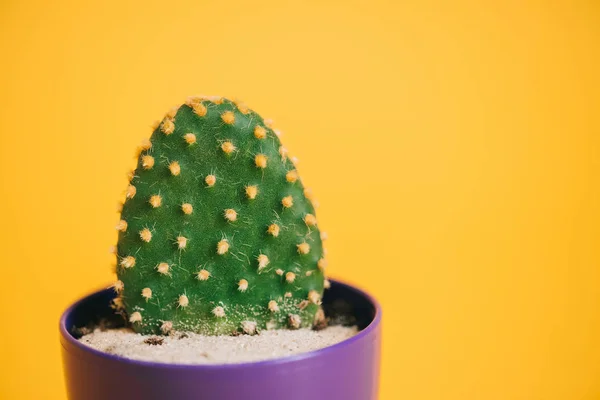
[78, 326, 357, 364]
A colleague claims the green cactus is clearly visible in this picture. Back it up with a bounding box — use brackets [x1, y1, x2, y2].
[112, 96, 328, 335]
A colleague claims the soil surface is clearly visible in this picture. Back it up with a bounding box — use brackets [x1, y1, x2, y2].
[78, 325, 357, 364]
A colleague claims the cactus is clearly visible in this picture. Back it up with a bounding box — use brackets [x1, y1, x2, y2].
[112, 96, 328, 335]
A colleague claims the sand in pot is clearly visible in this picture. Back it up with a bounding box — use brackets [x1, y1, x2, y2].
[79, 326, 357, 364]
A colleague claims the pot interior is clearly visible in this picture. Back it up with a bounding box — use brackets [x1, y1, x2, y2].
[65, 280, 378, 339]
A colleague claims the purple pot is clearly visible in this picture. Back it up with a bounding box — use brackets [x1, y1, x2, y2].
[59, 280, 382, 400]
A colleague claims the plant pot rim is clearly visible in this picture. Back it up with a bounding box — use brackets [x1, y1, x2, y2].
[59, 278, 381, 370]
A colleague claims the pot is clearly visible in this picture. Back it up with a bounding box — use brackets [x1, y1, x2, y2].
[59, 279, 382, 400]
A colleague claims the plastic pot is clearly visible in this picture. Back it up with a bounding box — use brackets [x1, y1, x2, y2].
[59, 279, 382, 400]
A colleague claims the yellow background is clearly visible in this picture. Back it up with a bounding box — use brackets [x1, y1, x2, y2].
[1, 0, 599, 399]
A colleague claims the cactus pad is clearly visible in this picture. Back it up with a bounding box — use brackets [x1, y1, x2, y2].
[113, 97, 326, 335]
